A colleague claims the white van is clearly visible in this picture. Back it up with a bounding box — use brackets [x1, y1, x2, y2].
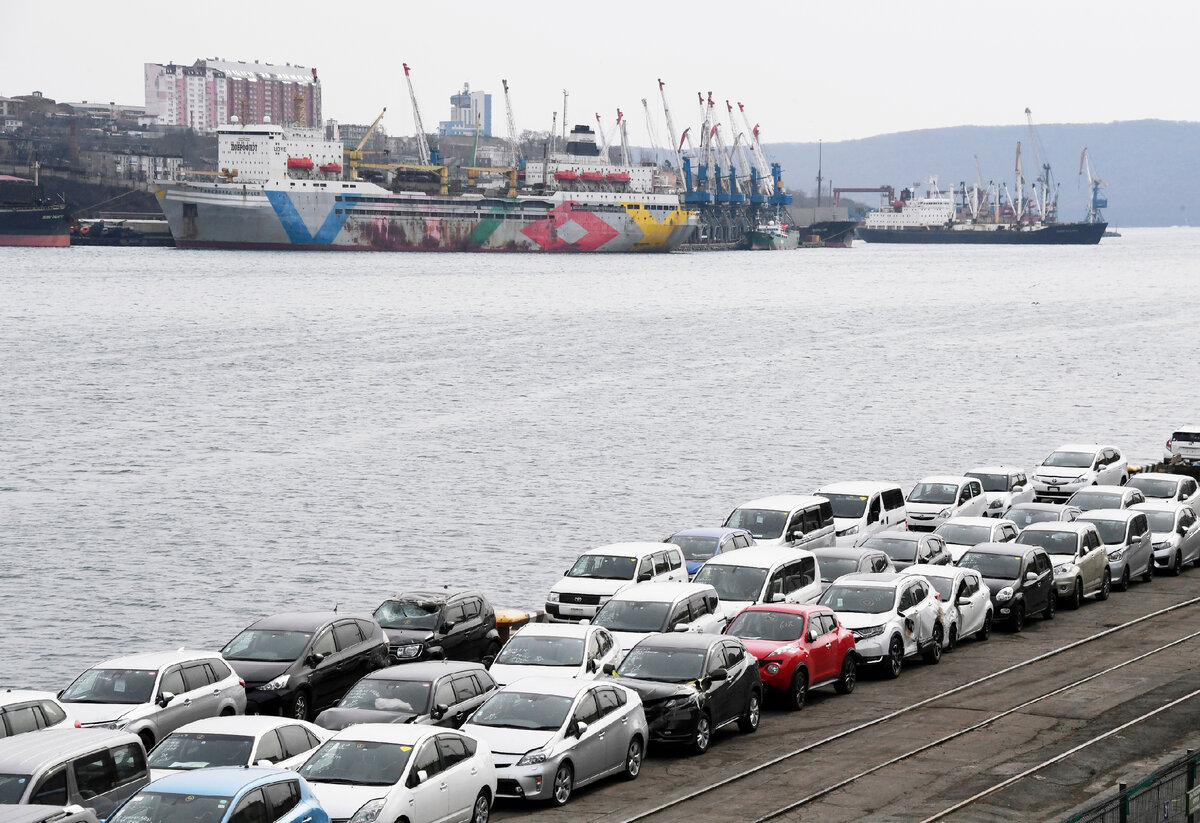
[813, 482, 907, 545]
[589, 581, 726, 660]
[691, 546, 822, 617]
[723, 495, 836, 549]
[545, 542, 688, 623]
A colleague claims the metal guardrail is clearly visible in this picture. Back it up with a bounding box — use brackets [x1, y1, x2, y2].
[1064, 748, 1199, 823]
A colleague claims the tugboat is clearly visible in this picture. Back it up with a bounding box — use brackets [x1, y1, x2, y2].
[0, 168, 70, 247]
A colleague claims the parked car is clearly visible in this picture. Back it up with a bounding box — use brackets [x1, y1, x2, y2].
[1077, 509, 1155, 590]
[462, 678, 644, 806]
[221, 612, 389, 721]
[58, 651, 245, 750]
[691, 547, 821, 615]
[956, 543, 1055, 632]
[1164, 426, 1200, 462]
[812, 482, 907, 545]
[107, 767, 327, 823]
[1132, 501, 1200, 575]
[1066, 485, 1145, 512]
[0, 729, 149, 816]
[601, 634, 760, 753]
[1126, 472, 1200, 508]
[854, 530, 951, 571]
[298, 724, 495, 822]
[373, 589, 502, 664]
[905, 564, 993, 647]
[147, 716, 328, 780]
[1005, 502, 1082, 531]
[723, 495, 836, 549]
[1031, 444, 1128, 503]
[817, 572, 944, 678]
[314, 662, 497, 731]
[811, 546, 895, 593]
[590, 582, 726, 657]
[0, 691, 76, 740]
[723, 604, 858, 709]
[934, 516, 1019, 561]
[489, 624, 621, 687]
[0, 804, 97, 823]
[663, 528, 755, 577]
[545, 544, 687, 623]
[964, 466, 1035, 517]
[1016, 522, 1111, 605]
[905, 476, 987, 531]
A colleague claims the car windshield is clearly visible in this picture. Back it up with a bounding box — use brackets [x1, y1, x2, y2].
[221, 630, 312, 663]
[818, 494, 868, 519]
[566, 554, 637, 581]
[468, 691, 573, 731]
[860, 537, 917, 562]
[908, 483, 958, 504]
[818, 557, 859, 582]
[108, 792, 234, 823]
[726, 610, 807, 642]
[957, 552, 1022, 579]
[724, 508, 788, 540]
[338, 678, 431, 713]
[1069, 491, 1121, 511]
[1006, 507, 1060, 529]
[1042, 451, 1094, 469]
[1127, 477, 1178, 499]
[1082, 519, 1127, 544]
[373, 599, 442, 630]
[1172, 431, 1200, 443]
[668, 536, 721, 564]
[0, 774, 31, 804]
[299, 740, 412, 786]
[1016, 530, 1079, 556]
[1144, 510, 1177, 532]
[935, 524, 991, 545]
[592, 600, 670, 633]
[60, 668, 156, 705]
[615, 647, 707, 682]
[925, 577, 954, 600]
[818, 585, 895, 614]
[495, 636, 585, 667]
[691, 565, 768, 603]
[146, 733, 254, 770]
[965, 473, 1009, 492]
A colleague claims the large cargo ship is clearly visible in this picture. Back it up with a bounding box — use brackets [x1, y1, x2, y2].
[156, 121, 695, 252]
[1, 174, 70, 247]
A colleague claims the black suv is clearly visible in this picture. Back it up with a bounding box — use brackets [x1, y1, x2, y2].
[373, 589, 502, 666]
[221, 611, 389, 720]
[956, 542, 1055, 632]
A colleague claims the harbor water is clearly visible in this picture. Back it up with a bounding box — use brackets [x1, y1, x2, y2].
[3, 228, 1197, 688]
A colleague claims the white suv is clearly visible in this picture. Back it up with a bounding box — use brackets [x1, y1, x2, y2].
[964, 466, 1034, 517]
[546, 543, 688, 623]
[0, 690, 77, 739]
[905, 476, 987, 532]
[1031, 444, 1128, 503]
[813, 481, 907, 545]
[590, 581, 727, 659]
[691, 546, 822, 615]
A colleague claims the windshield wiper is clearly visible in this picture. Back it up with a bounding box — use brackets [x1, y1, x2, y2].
[306, 777, 362, 785]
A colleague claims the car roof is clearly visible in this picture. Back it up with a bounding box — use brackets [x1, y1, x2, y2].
[0, 728, 141, 772]
[585, 542, 681, 555]
[90, 649, 226, 670]
[829, 572, 909, 587]
[813, 481, 901, 495]
[0, 805, 94, 823]
[1078, 508, 1141, 522]
[1009, 502, 1070, 512]
[496, 677, 600, 697]
[608, 581, 715, 602]
[905, 564, 971, 579]
[144, 766, 300, 795]
[667, 527, 747, 539]
[699, 546, 814, 569]
[168, 716, 321, 737]
[738, 603, 834, 618]
[381, 591, 483, 605]
[627, 632, 725, 653]
[812, 546, 885, 560]
[1020, 522, 1096, 535]
[1132, 500, 1192, 513]
[365, 661, 487, 681]
[1050, 443, 1110, 453]
[965, 542, 1038, 555]
[510, 623, 601, 639]
[863, 529, 921, 543]
[248, 612, 342, 631]
[733, 494, 829, 512]
[327, 722, 443, 745]
[1072, 485, 1132, 494]
[965, 466, 1021, 475]
[1129, 472, 1187, 483]
[0, 689, 60, 707]
[939, 516, 1005, 527]
[915, 475, 974, 485]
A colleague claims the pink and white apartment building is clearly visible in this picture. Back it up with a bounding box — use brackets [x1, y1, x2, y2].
[144, 59, 321, 133]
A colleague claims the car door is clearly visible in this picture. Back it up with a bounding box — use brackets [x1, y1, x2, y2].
[154, 665, 191, 734]
[883, 488, 907, 528]
[806, 613, 838, 683]
[440, 601, 472, 660]
[593, 686, 631, 767]
[227, 787, 268, 823]
[179, 662, 220, 725]
[262, 779, 305, 823]
[447, 674, 489, 728]
[995, 523, 1018, 543]
[568, 689, 607, 784]
[1181, 479, 1200, 508]
[405, 738, 448, 823]
[593, 629, 620, 675]
[911, 580, 939, 644]
[782, 557, 821, 604]
[1180, 507, 1200, 563]
[1080, 529, 1106, 589]
[721, 641, 757, 714]
[701, 644, 738, 726]
[253, 729, 286, 765]
[664, 547, 688, 582]
[430, 676, 459, 727]
[896, 584, 922, 656]
[307, 627, 340, 708]
[434, 734, 480, 822]
[1130, 514, 1153, 575]
[1032, 551, 1053, 613]
[332, 621, 371, 693]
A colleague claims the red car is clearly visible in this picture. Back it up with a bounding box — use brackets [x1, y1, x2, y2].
[723, 603, 858, 710]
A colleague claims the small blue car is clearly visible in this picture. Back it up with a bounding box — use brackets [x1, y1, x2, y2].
[664, 527, 756, 577]
[103, 766, 329, 823]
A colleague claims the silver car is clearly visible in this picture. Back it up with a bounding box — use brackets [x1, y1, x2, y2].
[462, 677, 648, 806]
[1132, 501, 1200, 575]
[1005, 502, 1082, 531]
[1077, 509, 1154, 590]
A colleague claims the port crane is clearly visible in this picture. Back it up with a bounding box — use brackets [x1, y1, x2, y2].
[657, 79, 685, 171]
[345, 107, 386, 180]
[501, 79, 521, 168]
[1024, 108, 1059, 222]
[616, 109, 631, 166]
[594, 113, 610, 156]
[1079, 147, 1108, 224]
[403, 63, 431, 165]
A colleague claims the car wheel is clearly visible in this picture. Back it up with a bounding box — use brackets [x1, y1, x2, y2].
[1011, 605, 1025, 633]
[1172, 551, 1183, 576]
[923, 625, 943, 664]
[470, 789, 491, 823]
[1066, 580, 1082, 610]
[1044, 591, 1055, 620]
[738, 690, 761, 733]
[885, 636, 904, 679]
[289, 690, 310, 721]
[622, 736, 644, 780]
[551, 762, 574, 806]
[1117, 566, 1131, 592]
[947, 624, 958, 651]
[834, 655, 857, 695]
[690, 713, 712, 755]
[977, 611, 992, 641]
[1143, 559, 1155, 582]
[1096, 570, 1111, 601]
[787, 669, 808, 711]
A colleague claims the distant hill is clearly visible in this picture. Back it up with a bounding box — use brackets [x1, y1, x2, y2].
[765, 120, 1200, 227]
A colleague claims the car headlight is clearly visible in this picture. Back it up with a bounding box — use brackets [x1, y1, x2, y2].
[938, 508, 952, 518]
[261, 674, 290, 691]
[995, 586, 1014, 602]
[1053, 563, 1073, 575]
[837, 525, 859, 537]
[547, 592, 561, 603]
[348, 798, 386, 823]
[1074, 475, 1092, 485]
[765, 662, 781, 675]
[989, 499, 1004, 509]
[517, 748, 549, 766]
[396, 644, 423, 660]
[103, 720, 130, 730]
[1108, 548, 1126, 561]
[1153, 540, 1171, 550]
[853, 624, 885, 639]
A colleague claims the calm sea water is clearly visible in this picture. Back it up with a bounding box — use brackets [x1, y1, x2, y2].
[3, 228, 1197, 688]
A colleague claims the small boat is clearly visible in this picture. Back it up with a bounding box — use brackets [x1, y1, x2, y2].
[606, 172, 630, 183]
[580, 171, 605, 183]
[554, 170, 579, 182]
[319, 162, 342, 173]
[287, 157, 314, 170]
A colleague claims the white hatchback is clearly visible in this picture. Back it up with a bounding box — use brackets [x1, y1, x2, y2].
[934, 516, 1019, 561]
[489, 623, 622, 687]
[964, 466, 1034, 517]
[1126, 472, 1200, 509]
[590, 582, 726, 659]
[905, 476, 987, 532]
[905, 564, 992, 647]
[0, 690, 76, 739]
[1031, 444, 1128, 503]
[147, 715, 329, 780]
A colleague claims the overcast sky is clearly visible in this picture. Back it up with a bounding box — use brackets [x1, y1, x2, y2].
[3, 0, 1196, 144]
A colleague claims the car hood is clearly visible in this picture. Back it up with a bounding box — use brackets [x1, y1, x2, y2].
[1034, 467, 1086, 481]
[315, 707, 418, 731]
[737, 637, 800, 661]
[225, 660, 293, 686]
[549, 577, 633, 596]
[1048, 554, 1077, 566]
[66, 703, 140, 725]
[489, 663, 581, 687]
[381, 628, 436, 646]
[1150, 530, 1176, 542]
[605, 677, 694, 703]
[149, 768, 184, 782]
[307, 782, 390, 817]
[460, 724, 556, 757]
[608, 630, 657, 658]
[906, 501, 951, 515]
[832, 612, 890, 630]
[981, 576, 1019, 594]
[719, 600, 755, 620]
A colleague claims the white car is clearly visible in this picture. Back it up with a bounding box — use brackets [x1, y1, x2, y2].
[811, 546, 895, 593]
[812, 481, 907, 545]
[1126, 472, 1200, 508]
[723, 495, 836, 549]
[1066, 484, 1145, 512]
[147, 715, 329, 780]
[964, 466, 1034, 517]
[1016, 521, 1111, 605]
[905, 564, 992, 647]
[817, 572, 944, 678]
[1132, 501, 1200, 575]
[1031, 444, 1128, 503]
[905, 476, 987, 532]
[1077, 509, 1155, 591]
[546, 543, 687, 623]
[1005, 502, 1082, 531]
[691, 546, 822, 615]
[298, 723, 496, 823]
[0, 690, 76, 739]
[1165, 426, 1200, 461]
[934, 516, 1019, 561]
[590, 582, 726, 658]
[489, 623, 622, 687]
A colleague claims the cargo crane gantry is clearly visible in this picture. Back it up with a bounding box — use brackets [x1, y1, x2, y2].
[344, 107, 386, 181]
[1079, 147, 1108, 224]
[403, 63, 432, 166]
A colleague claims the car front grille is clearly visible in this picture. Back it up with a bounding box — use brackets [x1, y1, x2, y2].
[557, 593, 603, 605]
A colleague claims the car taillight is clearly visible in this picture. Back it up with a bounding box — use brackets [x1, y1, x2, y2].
[1167, 439, 1173, 449]
[75, 721, 81, 728]
[238, 678, 245, 687]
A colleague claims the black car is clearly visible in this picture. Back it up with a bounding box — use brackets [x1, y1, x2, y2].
[313, 660, 497, 731]
[601, 633, 761, 754]
[856, 531, 952, 571]
[956, 542, 1055, 632]
[372, 589, 502, 665]
[221, 611, 389, 720]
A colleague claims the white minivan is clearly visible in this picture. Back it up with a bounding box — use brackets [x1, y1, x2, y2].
[813, 482, 907, 545]
[691, 546, 822, 617]
[723, 495, 836, 549]
[590, 581, 727, 659]
[545, 542, 688, 623]
[905, 476, 987, 532]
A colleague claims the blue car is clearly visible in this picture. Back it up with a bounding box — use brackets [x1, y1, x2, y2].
[665, 527, 756, 577]
[103, 767, 329, 823]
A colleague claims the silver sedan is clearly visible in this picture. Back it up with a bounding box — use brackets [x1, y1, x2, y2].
[1132, 501, 1200, 575]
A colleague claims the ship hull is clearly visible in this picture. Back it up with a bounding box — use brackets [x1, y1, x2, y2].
[857, 221, 1106, 245]
[745, 229, 799, 250]
[0, 205, 71, 247]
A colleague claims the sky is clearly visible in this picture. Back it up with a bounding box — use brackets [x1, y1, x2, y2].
[3, 0, 1197, 144]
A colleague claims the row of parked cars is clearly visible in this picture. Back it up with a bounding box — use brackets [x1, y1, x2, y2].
[4, 442, 1200, 823]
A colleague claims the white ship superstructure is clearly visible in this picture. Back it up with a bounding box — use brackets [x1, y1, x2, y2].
[862, 180, 955, 230]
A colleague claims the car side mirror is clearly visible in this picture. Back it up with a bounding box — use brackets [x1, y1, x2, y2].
[1012, 485, 1025, 493]
[413, 768, 429, 786]
[257, 759, 274, 767]
[806, 629, 818, 643]
[771, 592, 787, 603]
[586, 658, 597, 673]
[573, 720, 589, 738]
[431, 703, 449, 720]
[441, 621, 456, 633]
[672, 623, 690, 632]
[1025, 571, 1039, 582]
[307, 652, 325, 667]
[157, 691, 175, 708]
[708, 668, 728, 682]
[602, 662, 616, 675]
[637, 571, 653, 582]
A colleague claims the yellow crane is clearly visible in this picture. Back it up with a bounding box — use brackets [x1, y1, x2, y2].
[460, 166, 519, 198]
[345, 107, 387, 180]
